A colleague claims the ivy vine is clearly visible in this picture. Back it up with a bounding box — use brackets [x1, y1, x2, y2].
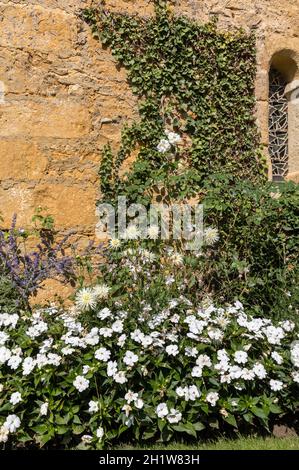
[82, 0, 267, 206]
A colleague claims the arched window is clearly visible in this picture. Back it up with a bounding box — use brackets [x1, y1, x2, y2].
[268, 68, 288, 180]
[268, 51, 299, 182]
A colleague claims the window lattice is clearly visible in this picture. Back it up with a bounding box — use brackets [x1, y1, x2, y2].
[268, 68, 288, 179]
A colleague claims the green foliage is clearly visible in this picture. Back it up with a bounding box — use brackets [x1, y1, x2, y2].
[0, 275, 20, 312]
[82, 2, 267, 205]
[201, 176, 299, 319]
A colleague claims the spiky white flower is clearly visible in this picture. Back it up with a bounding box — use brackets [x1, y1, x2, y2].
[147, 225, 159, 239]
[109, 238, 121, 249]
[204, 227, 219, 246]
[93, 284, 111, 300]
[123, 225, 140, 240]
[170, 252, 184, 266]
[75, 288, 97, 311]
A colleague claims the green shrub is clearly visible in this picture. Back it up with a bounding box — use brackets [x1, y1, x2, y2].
[201, 176, 299, 319]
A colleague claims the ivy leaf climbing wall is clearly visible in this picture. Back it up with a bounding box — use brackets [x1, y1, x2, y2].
[83, 1, 267, 206]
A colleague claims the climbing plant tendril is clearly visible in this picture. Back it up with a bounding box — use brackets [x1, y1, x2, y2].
[82, 1, 267, 206]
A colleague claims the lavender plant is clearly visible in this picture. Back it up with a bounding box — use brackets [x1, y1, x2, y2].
[0, 215, 76, 309]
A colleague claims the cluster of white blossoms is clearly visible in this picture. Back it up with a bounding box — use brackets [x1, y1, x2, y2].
[157, 129, 181, 153]
[0, 286, 298, 447]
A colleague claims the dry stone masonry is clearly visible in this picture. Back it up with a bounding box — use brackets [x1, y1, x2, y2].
[0, 0, 299, 239]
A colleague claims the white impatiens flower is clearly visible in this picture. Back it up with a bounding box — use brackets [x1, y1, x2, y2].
[3, 414, 21, 433]
[22, 357, 35, 376]
[93, 284, 111, 300]
[191, 366, 203, 378]
[157, 138, 171, 153]
[253, 363, 267, 379]
[111, 320, 124, 334]
[95, 347, 111, 362]
[0, 346, 11, 364]
[97, 307, 112, 320]
[0, 332, 9, 345]
[290, 341, 299, 367]
[75, 288, 97, 311]
[117, 334, 127, 347]
[73, 375, 90, 393]
[109, 238, 121, 249]
[88, 401, 99, 413]
[26, 321, 48, 339]
[196, 354, 212, 368]
[156, 403, 169, 418]
[241, 368, 255, 381]
[123, 351, 138, 367]
[10, 392, 22, 406]
[96, 426, 104, 441]
[40, 402, 49, 416]
[107, 361, 118, 377]
[147, 225, 159, 240]
[271, 351, 283, 365]
[113, 371, 127, 384]
[234, 350, 248, 365]
[204, 227, 219, 246]
[206, 392, 219, 407]
[99, 327, 113, 338]
[165, 344, 179, 356]
[165, 130, 181, 145]
[167, 408, 182, 424]
[125, 390, 138, 404]
[269, 379, 284, 391]
[82, 365, 90, 375]
[134, 398, 144, 409]
[81, 434, 93, 444]
[0, 426, 9, 442]
[7, 355, 22, 370]
[292, 371, 299, 383]
[187, 385, 201, 401]
[263, 326, 285, 345]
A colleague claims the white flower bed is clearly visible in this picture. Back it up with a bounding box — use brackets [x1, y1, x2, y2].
[0, 294, 298, 448]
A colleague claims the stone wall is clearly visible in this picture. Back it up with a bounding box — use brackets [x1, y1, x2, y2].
[0, 0, 299, 240]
